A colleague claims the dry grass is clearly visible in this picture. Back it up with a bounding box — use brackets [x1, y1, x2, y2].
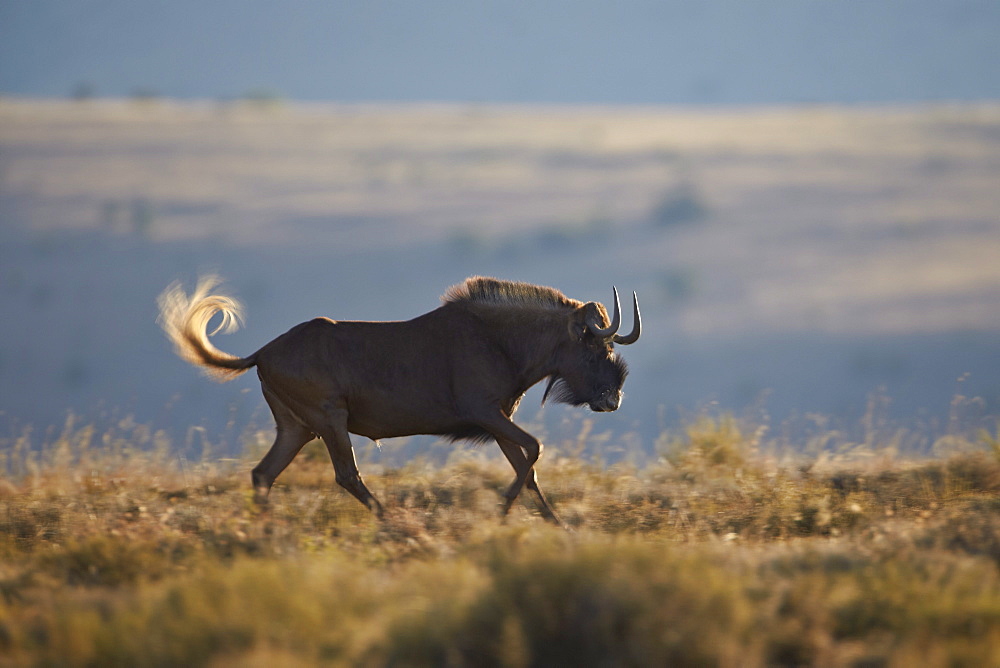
[1, 416, 998, 666]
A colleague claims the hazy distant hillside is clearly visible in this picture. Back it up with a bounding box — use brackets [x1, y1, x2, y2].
[2, 1, 999, 104]
[1, 99, 999, 452]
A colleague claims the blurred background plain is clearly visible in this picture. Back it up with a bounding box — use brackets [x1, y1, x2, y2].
[1, 1, 999, 458]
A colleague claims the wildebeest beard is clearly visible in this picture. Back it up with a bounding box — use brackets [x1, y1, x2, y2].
[541, 355, 629, 408]
[541, 375, 585, 406]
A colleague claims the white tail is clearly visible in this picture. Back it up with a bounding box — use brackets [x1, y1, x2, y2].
[156, 276, 255, 381]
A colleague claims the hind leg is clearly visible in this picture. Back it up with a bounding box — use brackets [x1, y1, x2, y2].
[251, 384, 314, 503]
[314, 404, 384, 517]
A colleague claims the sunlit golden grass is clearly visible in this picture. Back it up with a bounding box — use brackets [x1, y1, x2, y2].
[1, 416, 999, 666]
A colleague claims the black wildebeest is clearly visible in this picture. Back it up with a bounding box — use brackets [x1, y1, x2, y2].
[157, 276, 640, 525]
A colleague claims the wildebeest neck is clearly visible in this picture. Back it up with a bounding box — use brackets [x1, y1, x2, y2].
[463, 302, 569, 395]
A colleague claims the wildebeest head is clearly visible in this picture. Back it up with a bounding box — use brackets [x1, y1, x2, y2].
[543, 288, 641, 412]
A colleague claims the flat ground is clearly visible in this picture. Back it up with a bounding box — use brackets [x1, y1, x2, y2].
[1, 99, 999, 443]
[4, 100, 1000, 334]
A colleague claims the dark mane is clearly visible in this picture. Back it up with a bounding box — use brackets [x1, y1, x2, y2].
[443, 276, 580, 310]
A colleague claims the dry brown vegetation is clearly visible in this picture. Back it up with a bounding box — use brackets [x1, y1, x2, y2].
[1, 416, 999, 666]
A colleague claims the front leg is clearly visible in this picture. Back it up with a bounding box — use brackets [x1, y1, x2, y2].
[477, 411, 563, 526]
[495, 436, 565, 527]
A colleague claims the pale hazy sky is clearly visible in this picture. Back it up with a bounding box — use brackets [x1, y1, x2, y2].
[2, 1, 999, 104]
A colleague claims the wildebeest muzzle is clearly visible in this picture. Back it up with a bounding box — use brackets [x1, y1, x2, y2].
[589, 388, 622, 412]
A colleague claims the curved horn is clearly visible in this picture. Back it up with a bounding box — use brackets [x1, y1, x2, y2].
[586, 287, 621, 340]
[613, 291, 641, 345]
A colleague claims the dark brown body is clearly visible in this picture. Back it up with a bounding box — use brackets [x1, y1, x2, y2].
[158, 276, 640, 524]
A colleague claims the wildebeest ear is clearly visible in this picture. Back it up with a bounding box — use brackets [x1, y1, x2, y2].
[567, 303, 601, 341]
[566, 305, 588, 340]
